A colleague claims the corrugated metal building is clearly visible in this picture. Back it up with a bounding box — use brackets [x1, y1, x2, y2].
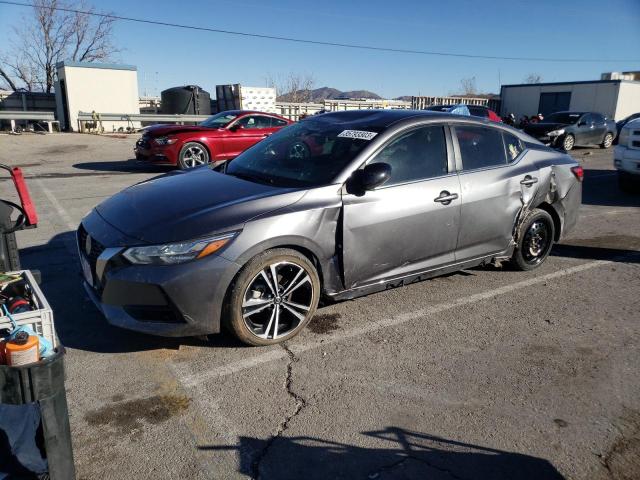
[500, 79, 640, 121]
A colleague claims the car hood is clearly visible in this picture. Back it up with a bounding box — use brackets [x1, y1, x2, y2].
[524, 123, 568, 135]
[143, 124, 222, 137]
[95, 168, 305, 244]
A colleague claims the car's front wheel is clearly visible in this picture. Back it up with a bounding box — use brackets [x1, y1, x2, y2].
[178, 142, 210, 169]
[511, 208, 555, 271]
[225, 248, 320, 346]
[561, 134, 575, 151]
[600, 133, 614, 149]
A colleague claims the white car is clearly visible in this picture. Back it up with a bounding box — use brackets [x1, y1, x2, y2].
[614, 117, 640, 191]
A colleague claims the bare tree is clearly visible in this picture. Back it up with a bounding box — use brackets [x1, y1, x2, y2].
[0, 0, 119, 93]
[266, 72, 316, 103]
[523, 73, 543, 84]
[459, 76, 478, 96]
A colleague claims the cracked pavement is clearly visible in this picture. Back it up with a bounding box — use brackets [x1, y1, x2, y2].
[1, 133, 639, 479]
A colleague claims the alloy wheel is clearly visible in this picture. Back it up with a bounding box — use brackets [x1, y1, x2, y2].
[563, 135, 574, 151]
[522, 220, 551, 265]
[603, 134, 613, 148]
[241, 261, 314, 340]
[182, 145, 208, 168]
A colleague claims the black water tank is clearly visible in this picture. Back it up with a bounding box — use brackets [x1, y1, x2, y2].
[161, 85, 211, 115]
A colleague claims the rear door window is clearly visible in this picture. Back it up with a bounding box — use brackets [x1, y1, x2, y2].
[468, 106, 489, 118]
[455, 125, 507, 170]
[369, 125, 448, 186]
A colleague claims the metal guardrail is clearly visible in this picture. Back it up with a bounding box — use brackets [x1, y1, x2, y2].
[0, 110, 56, 121]
[76, 112, 210, 123]
[0, 110, 58, 133]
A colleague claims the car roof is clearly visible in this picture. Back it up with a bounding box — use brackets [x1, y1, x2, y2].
[308, 109, 492, 129]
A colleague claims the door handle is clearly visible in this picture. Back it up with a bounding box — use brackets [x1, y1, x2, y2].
[520, 175, 538, 187]
[434, 191, 458, 205]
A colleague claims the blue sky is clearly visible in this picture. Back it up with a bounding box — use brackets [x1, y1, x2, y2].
[1, 0, 639, 98]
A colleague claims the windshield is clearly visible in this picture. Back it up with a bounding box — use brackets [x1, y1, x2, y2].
[543, 112, 582, 124]
[199, 112, 238, 128]
[225, 120, 381, 188]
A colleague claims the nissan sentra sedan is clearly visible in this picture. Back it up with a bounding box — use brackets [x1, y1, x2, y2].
[79, 110, 582, 346]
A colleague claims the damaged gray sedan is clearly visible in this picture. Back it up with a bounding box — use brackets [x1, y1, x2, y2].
[78, 110, 582, 346]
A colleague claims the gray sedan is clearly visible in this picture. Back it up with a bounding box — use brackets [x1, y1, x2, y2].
[78, 110, 582, 346]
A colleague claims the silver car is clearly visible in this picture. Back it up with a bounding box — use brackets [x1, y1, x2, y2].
[78, 110, 582, 346]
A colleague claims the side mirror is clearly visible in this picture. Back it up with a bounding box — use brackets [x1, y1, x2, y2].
[228, 123, 241, 131]
[347, 162, 392, 196]
[577, 121, 586, 127]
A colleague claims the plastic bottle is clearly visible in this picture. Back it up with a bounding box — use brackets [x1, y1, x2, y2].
[5, 331, 39, 366]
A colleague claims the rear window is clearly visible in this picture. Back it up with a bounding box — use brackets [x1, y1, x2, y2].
[455, 125, 507, 170]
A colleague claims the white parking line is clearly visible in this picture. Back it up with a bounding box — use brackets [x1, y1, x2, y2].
[175, 258, 616, 388]
[34, 178, 78, 232]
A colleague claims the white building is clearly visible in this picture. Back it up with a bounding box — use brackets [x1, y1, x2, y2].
[55, 61, 140, 131]
[500, 79, 640, 121]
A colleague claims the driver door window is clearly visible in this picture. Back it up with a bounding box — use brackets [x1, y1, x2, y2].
[369, 125, 448, 186]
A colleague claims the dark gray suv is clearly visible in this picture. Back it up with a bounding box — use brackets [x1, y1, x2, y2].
[78, 110, 582, 346]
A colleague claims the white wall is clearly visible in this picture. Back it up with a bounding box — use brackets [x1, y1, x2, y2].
[501, 81, 626, 120]
[57, 63, 139, 131]
[615, 82, 640, 121]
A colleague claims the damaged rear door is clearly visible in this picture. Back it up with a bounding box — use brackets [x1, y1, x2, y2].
[341, 124, 461, 289]
[453, 125, 540, 261]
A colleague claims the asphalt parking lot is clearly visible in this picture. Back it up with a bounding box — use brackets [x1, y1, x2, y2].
[1, 132, 639, 480]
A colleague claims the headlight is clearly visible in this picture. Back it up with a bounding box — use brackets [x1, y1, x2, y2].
[154, 136, 177, 146]
[547, 129, 565, 137]
[123, 232, 237, 265]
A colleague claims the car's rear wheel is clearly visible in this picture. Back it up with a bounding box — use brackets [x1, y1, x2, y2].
[600, 133, 614, 149]
[225, 248, 320, 346]
[511, 209, 555, 271]
[178, 142, 209, 169]
[562, 134, 575, 151]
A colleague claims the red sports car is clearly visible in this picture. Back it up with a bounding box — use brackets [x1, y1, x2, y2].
[134, 110, 293, 169]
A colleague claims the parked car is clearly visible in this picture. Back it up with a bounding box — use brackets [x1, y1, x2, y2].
[134, 110, 292, 169]
[615, 112, 640, 144]
[524, 111, 616, 151]
[614, 117, 640, 192]
[79, 110, 582, 346]
[426, 104, 502, 122]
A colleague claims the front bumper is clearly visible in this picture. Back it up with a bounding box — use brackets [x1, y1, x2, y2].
[78, 214, 241, 337]
[134, 137, 179, 165]
[614, 146, 640, 175]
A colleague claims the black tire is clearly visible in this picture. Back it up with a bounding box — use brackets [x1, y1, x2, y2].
[178, 142, 210, 169]
[561, 134, 575, 151]
[511, 208, 555, 271]
[225, 248, 320, 346]
[0, 231, 21, 271]
[600, 132, 614, 149]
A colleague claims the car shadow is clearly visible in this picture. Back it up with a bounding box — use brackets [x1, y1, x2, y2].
[552, 234, 640, 264]
[581, 168, 640, 207]
[17, 231, 245, 353]
[199, 426, 564, 479]
[72, 158, 173, 174]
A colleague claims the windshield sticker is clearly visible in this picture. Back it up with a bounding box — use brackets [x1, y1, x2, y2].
[337, 130, 378, 140]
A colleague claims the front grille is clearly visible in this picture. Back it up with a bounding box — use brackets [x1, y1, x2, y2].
[78, 224, 107, 288]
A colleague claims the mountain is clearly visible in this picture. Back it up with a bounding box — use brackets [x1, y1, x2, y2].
[277, 86, 382, 102]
